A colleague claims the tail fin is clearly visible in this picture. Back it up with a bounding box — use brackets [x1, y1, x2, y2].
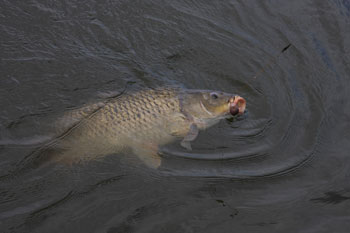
[0, 140, 69, 181]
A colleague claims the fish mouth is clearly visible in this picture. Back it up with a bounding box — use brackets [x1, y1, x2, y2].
[228, 96, 246, 116]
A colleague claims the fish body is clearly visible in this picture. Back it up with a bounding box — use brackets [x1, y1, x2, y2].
[44, 88, 246, 168]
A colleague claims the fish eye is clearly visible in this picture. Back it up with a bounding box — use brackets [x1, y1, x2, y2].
[210, 92, 218, 99]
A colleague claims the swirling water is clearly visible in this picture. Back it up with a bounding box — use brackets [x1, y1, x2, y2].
[1, 0, 350, 232]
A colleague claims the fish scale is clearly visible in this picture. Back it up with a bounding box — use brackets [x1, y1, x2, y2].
[62, 89, 181, 142]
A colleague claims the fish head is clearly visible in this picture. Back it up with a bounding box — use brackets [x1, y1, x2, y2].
[181, 90, 246, 123]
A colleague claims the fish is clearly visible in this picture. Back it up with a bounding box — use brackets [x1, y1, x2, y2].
[30, 87, 246, 168]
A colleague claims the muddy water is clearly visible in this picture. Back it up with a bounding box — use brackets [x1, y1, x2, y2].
[1, 0, 350, 232]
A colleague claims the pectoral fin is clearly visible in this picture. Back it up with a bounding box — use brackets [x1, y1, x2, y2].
[132, 144, 161, 169]
[180, 123, 199, 151]
[167, 113, 190, 137]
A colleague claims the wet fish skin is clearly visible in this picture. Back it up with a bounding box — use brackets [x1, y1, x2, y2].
[47, 87, 246, 167]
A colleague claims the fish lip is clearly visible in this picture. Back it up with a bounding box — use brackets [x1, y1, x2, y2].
[228, 96, 246, 116]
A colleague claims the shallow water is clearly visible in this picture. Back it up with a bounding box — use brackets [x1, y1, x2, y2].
[1, 0, 350, 232]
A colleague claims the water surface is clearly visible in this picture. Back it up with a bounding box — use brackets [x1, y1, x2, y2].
[1, 0, 350, 232]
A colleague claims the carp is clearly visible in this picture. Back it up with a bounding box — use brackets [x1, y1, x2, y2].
[34, 87, 246, 168]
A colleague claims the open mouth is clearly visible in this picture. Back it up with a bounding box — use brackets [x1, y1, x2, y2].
[229, 96, 246, 116]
